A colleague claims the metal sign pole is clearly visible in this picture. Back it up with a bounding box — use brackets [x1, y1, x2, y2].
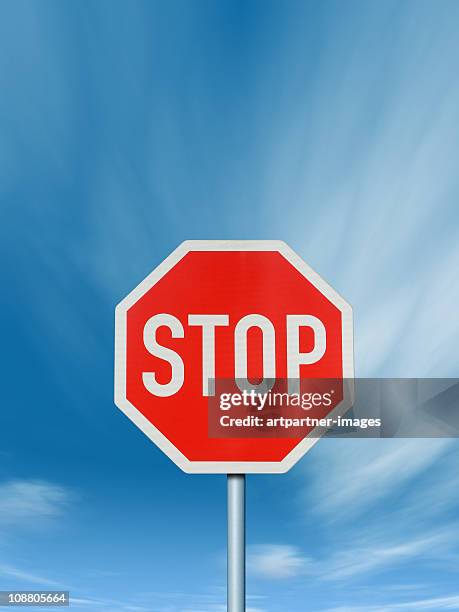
[227, 474, 246, 612]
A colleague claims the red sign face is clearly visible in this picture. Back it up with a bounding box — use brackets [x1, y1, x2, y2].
[115, 241, 353, 473]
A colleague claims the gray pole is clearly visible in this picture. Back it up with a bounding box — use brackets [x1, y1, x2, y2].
[227, 474, 246, 612]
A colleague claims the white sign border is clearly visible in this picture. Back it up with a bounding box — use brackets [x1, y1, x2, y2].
[114, 240, 354, 474]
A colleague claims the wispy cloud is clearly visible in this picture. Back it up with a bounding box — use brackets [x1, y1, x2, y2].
[0, 563, 64, 587]
[0, 479, 72, 528]
[0, 481, 74, 591]
[182, 607, 265, 612]
[248, 544, 311, 579]
[249, 527, 456, 583]
[77, 588, 267, 612]
[324, 593, 459, 611]
[70, 597, 151, 612]
[321, 530, 453, 581]
[304, 438, 453, 521]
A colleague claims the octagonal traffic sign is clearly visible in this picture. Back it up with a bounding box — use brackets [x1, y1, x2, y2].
[114, 240, 353, 473]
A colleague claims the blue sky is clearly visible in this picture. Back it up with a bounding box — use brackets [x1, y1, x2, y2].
[1, 1, 459, 610]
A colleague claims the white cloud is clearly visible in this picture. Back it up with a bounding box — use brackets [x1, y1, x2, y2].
[182, 607, 264, 612]
[251, 528, 456, 584]
[0, 563, 63, 587]
[305, 438, 453, 521]
[324, 593, 459, 611]
[69, 596, 152, 612]
[0, 481, 74, 593]
[393, 595, 459, 610]
[248, 544, 311, 579]
[321, 531, 452, 581]
[98, 589, 267, 612]
[0, 479, 72, 527]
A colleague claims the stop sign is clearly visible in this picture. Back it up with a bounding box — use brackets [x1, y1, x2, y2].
[114, 241, 353, 473]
